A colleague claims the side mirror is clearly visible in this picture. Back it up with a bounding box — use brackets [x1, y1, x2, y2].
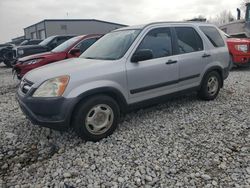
[69, 48, 81, 57]
[131, 49, 153, 63]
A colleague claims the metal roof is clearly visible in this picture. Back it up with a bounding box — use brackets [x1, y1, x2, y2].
[24, 19, 128, 30]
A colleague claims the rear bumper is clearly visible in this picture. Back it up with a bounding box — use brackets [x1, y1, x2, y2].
[232, 54, 250, 66]
[16, 89, 77, 130]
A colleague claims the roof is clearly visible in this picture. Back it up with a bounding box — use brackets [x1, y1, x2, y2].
[24, 19, 128, 30]
[115, 21, 215, 31]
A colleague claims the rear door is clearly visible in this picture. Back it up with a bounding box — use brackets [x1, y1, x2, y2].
[199, 26, 229, 69]
[126, 27, 179, 102]
[173, 26, 208, 89]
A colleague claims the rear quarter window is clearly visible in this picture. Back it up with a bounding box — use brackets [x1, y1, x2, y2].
[199, 26, 225, 47]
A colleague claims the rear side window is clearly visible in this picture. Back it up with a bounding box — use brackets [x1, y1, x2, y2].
[175, 27, 203, 54]
[200, 26, 225, 47]
[136, 27, 172, 59]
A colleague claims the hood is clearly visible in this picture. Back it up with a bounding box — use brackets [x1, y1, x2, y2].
[15, 44, 48, 58]
[18, 51, 58, 62]
[16, 44, 45, 50]
[227, 38, 250, 44]
[24, 57, 116, 85]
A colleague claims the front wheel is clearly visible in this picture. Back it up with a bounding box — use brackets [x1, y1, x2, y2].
[3, 60, 13, 68]
[72, 95, 120, 141]
[198, 71, 222, 100]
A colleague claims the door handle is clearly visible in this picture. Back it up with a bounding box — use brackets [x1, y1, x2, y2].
[202, 53, 211, 58]
[166, 60, 177, 64]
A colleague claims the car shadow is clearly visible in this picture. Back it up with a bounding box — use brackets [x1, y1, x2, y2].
[230, 66, 250, 72]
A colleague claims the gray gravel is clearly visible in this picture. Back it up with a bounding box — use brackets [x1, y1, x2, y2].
[0, 63, 249, 187]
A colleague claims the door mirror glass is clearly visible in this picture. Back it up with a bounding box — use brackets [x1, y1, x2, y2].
[131, 49, 153, 63]
[69, 48, 81, 56]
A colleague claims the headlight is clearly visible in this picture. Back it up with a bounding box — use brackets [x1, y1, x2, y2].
[235, 44, 248, 53]
[23, 58, 43, 65]
[18, 49, 24, 55]
[33, 75, 70, 97]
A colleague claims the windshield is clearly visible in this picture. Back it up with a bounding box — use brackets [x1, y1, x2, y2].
[20, 40, 28, 45]
[39, 36, 55, 46]
[81, 29, 140, 60]
[52, 36, 82, 53]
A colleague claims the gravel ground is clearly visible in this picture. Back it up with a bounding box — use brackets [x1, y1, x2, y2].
[0, 63, 249, 188]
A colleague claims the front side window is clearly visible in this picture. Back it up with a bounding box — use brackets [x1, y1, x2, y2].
[81, 29, 140, 60]
[136, 27, 172, 59]
[75, 38, 98, 53]
[175, 27, 203, 54]
[200, 26, 225, 47]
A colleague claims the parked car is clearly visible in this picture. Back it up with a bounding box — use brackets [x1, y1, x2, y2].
[3, 35, 74, 67]
[226, 36, 250, 68]
[0, 40, 42, 65]
[13, 34, 102, 79]
[17, 22, 230, 141]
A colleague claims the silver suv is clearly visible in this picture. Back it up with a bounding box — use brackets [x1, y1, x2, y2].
[17, 22, 230, 141]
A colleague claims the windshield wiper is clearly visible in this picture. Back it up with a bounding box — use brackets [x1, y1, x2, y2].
[84, 57, 97, 59]
[84, 56, 117, 60]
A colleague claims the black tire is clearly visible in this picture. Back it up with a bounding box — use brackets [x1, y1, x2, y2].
[3, 50, 16, 68]
[198, 71, 222, 101]
[72, 95, 120, 141]
[3, 60, 12, 68]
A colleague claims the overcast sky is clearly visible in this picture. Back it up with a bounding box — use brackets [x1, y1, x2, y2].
[0, 0, 242, 43]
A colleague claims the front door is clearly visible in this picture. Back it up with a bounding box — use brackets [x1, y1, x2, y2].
[126, 27, 179, 103]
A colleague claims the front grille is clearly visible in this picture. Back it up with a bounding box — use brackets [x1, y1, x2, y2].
[20, 79, 33, 94]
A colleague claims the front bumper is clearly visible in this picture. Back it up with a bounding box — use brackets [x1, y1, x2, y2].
[16, 88, 77, 130]
[12, 65, 29, 80]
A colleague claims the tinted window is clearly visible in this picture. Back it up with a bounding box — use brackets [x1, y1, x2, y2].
[137, 28, 172, 59]
[75, 38, 98, 53]
[200, 26, 225, 47]
[175, 27, 203, 54]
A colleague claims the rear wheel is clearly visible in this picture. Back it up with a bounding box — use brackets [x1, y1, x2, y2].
[72, 95, 120, 141]
[198, 71, 222, 100]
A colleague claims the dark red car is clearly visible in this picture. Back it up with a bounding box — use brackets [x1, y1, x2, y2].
[13, 34, 101, 79]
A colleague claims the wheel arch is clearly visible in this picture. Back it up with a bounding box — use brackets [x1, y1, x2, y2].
[200, 66, 224, 88]
[68, 87, 128, 127]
